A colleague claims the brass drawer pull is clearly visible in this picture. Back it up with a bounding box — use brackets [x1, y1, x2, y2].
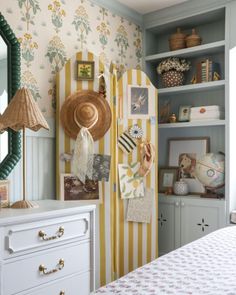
[38, 226, 64, 241]
[39, 258, 64, 275]
[60, 292, 65, 295]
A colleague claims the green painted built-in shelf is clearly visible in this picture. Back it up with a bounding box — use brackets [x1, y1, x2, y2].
[159, 119, 226, 129]
[158, 80, 225, 96]
[145, 40, 225, 62]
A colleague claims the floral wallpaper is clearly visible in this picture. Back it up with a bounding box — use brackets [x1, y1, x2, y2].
[2, 0, 142, 117]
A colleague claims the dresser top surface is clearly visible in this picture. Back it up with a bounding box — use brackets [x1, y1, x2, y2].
[0, 200, 96, 226]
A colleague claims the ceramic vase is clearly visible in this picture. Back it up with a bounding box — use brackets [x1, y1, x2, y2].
[173, 180, 189, 195]
[162, 70, 184, 88]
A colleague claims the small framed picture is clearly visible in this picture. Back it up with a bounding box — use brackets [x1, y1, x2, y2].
[60, 174, 101, 204]
[178, 105, 191, 122]
[76, 61, 94, 80]
[127, 85, 155, 119]
[159, 167, 179, 193]
[0, 180, 10, 207]
[168, 137, 210, 194]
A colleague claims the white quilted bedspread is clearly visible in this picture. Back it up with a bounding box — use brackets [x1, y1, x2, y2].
[95, 226, 236, 295]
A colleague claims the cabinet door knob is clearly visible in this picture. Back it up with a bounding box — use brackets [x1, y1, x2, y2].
[175, 201, 179, 207]
[181, 202, 185, 207]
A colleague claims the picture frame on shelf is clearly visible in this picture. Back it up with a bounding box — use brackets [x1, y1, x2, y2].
[0, 180, 10, 208]
[127, 85, 155, 119]
[159, 167, 179, 193]
[60, 174, 102, 203]
[178, 105, 191, 122]
[168, 137, 210, 194]
[76, 60, 94, 81]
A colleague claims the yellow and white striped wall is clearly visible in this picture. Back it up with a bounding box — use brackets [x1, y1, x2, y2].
[115, 69, 158, 278]
[56, 52, 158, 288]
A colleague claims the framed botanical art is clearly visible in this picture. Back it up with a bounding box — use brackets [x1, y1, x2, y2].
[127, 85, 155, 119]
[168, 137, 210, 194]
[76, 61, 94, 80]
[159, 167, 179, 193]
[60, 174, 101, 204]
[0, 180, 9, 207]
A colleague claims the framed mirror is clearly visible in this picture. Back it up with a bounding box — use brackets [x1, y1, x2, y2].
[0, 13, 21, 179]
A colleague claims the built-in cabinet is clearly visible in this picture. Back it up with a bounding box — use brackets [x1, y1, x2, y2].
[144, 0, 236, 255]
[158, 194, 225, 256]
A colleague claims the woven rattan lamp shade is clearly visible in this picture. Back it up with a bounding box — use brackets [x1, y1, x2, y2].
[0, 88, 49, 131]
[0, 87, 49, 209]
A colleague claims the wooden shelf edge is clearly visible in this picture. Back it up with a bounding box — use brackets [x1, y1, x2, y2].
[158, 80, 225, 95]
[145, 40, 225, 62]
[159, 120, 226, 128]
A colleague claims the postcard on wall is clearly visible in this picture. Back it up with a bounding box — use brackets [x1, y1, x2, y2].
[118, 162, 144, 199]
[127, 85, 155, 119]
[92, 154, 111, 182]
[126, 188, 153, 223]
[60, 174, 101, 204]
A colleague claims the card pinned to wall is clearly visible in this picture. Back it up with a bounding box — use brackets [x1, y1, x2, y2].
[150, 116, 156, 125]
[118, 162, 144, 199]
[92, 154, 111, 182]
[126, 188, 153, 223]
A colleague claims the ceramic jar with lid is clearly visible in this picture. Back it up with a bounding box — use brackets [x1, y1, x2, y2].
[173, 180, 189, 195]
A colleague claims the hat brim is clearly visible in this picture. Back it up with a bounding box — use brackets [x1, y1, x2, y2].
[60, 90, 112, 141]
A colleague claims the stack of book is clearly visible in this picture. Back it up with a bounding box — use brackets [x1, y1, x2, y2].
[196, 59, 220, 83]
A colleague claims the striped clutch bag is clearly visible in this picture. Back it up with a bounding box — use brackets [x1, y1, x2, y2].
[118, 131, 137, 154]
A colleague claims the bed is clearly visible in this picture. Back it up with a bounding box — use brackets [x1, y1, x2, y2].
[95, 226, 236, 295]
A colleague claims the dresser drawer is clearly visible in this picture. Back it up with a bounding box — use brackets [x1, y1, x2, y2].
[22, 272, 91, 295]
[3, 241, 90, 295]
[4, 213, 90, 257]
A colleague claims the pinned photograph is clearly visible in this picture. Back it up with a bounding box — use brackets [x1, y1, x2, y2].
[127, 85, 154, 119]
[60, 174, 101, 203]
[92, 154, 111, 182]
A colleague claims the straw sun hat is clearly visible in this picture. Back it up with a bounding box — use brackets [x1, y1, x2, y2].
[60, 90, 112, 141]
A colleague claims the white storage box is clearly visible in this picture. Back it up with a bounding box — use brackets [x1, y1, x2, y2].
[190, 105, 224, 121]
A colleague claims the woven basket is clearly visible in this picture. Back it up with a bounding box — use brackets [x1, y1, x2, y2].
[186, 29, 202, 48]
[162, 71, 184, 88]
[169, 28, 186, 51]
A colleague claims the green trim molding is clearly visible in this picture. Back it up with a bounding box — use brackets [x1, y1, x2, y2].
[0, 13, 21, 180]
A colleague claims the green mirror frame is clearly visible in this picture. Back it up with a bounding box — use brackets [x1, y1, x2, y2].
[0, 13, 21, 179]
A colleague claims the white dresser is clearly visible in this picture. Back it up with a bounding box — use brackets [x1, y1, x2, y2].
[0, 200, 95, 295]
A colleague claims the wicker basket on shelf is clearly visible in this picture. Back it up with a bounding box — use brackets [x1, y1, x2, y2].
[186, 29, 202, 48]
[169, 28, 186, 51]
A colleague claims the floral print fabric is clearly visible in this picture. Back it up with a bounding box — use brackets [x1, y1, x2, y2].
[95, 226, 236, 294]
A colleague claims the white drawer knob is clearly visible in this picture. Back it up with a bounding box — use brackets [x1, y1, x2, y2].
[175, 201, 179, 207]
[181, 202, 185, 207]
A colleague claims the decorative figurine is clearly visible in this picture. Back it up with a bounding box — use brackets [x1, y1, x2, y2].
[169, 113, 177, 123]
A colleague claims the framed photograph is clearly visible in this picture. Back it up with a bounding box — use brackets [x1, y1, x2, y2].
[168, 137, 210, 194]
[60, 174, 101, 204]
[178, 105, 191, 122]
[127, 85, 155, 119]
[159, 167, 179, 193]
[76, 61, 94, 80]
[0, 180, 9, 207]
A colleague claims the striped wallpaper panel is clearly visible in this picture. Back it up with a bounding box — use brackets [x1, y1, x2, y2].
[56, 52, 158, 289]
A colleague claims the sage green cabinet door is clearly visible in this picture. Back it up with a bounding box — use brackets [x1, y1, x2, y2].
[180, 198, 225, 247]
[158, 196, 181, 256]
